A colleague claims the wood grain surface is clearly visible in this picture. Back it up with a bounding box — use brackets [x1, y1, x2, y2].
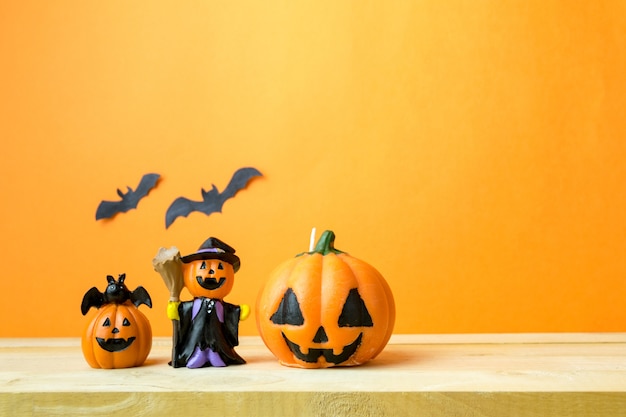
[2, 334, 626, 416]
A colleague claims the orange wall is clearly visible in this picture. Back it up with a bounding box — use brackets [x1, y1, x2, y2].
[2, 1, 626, 337]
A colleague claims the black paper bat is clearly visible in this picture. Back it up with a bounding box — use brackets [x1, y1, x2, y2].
[165, 167, 262, 229]
[81, 273, 152, 315]
[96, 173, 160, 220]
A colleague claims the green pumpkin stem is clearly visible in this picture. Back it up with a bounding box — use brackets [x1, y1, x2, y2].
[312, 230, 345, 255]
[295, 230, 347, 257]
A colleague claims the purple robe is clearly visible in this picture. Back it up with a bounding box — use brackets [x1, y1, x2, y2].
[172, 297, 245, 368]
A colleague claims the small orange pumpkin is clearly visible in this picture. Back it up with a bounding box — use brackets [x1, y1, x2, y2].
[256, 230, 395, 368]
[81, 274, 152, 369]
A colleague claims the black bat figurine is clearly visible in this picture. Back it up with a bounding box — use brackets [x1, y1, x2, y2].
[165, 167, 262, 228]
[81, 273, 152, 315]
[96, 173, 160, 220]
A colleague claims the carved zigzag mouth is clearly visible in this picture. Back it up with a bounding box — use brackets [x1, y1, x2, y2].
[96, 337, 136, 352]
[196, 276, 226, 290]
[281, 332, 362, 364]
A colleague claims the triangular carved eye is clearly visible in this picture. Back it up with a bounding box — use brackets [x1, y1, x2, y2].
[338, 289, 373, 327]
[270, 288, 304, 325]
[122, 318, 131, 326]
[102, 317, 111, 327]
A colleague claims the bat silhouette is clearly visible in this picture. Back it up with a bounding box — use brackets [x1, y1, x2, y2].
[81, 273, 152, 315]
[96, 173, 160, 220]
[165, 167, 262, 229]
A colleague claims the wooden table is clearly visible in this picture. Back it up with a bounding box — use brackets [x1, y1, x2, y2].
[1, 334, 626, 416]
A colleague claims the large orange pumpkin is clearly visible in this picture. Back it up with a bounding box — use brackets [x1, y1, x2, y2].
[256, 230, 395, 368]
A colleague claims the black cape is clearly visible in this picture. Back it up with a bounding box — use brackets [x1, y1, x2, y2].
[172, 298, 246, 368]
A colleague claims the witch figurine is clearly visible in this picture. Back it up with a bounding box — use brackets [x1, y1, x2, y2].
[153, 237, 249, 368]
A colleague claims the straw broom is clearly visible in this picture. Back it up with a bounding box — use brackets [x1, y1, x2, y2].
[152, 246, 184, 366]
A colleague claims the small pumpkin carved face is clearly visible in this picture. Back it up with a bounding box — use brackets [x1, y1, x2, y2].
[82, 301, 152, 369]
[256, 231, 395, 368]
[183, 259, 235, 299]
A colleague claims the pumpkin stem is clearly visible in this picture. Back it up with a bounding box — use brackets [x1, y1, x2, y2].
[312, 230, 345, 255]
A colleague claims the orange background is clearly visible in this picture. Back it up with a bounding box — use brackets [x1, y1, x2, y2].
[1, 1, 626, 337]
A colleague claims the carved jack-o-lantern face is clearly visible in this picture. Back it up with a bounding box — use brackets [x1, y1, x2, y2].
[256, 231, 395, 368]
[270, 286, 375, 365]
[184, 259, 235, 299]
[82, 301, 152, 369]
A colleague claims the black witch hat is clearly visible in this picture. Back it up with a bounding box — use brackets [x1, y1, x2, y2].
[180, 237, 240, 272]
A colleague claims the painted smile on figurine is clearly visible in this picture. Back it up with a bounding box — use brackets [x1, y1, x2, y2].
[281, 332, 363, 364]
[196, 276, 226, 290]
[96, 336, 136, 352]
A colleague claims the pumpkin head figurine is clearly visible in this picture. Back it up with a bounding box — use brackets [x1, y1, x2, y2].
[256, 230, 395, 368]
[153, 237, 249, 368]
[81, 274, 153, 369]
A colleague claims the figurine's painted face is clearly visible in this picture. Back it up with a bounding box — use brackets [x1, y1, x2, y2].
[184, 259, 235, 299]
[82, 302, 152, 369]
